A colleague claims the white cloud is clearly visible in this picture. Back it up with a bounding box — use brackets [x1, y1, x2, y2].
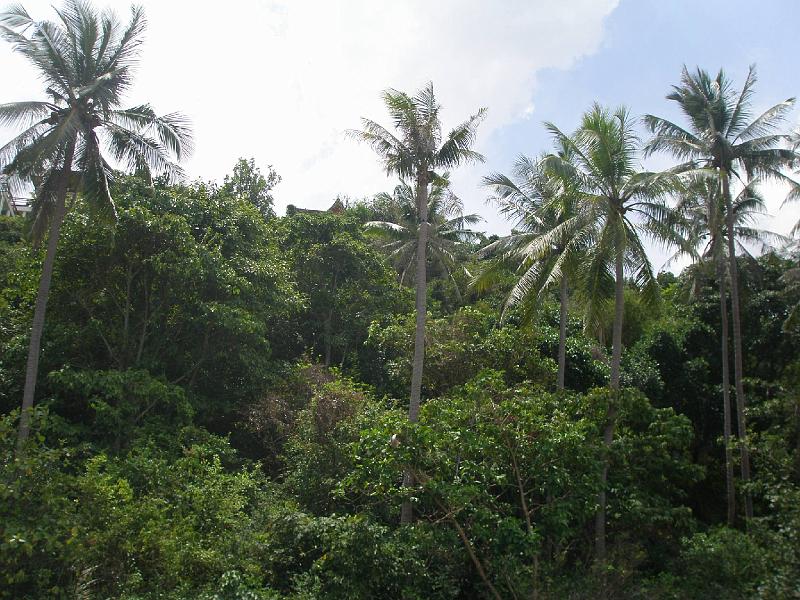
[521, 103, 536, 120]
[1, 0, 619, 219]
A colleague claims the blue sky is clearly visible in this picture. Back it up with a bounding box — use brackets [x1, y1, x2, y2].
[478, 0, 800, 268]
[486, 0, 799, 169]
[494, 0, 799, 152]
[1, 0, 799, 271]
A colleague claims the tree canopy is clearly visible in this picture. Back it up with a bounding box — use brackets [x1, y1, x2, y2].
[2, 3, 800, 598]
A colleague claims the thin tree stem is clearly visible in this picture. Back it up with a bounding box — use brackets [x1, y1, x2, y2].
[430, 493, 503, 600]
[610, 244, 624, 391]
[558, 275, 568, 391]
[596, 242, 624, 563]
[718, 253, 737, 526]
[17, 139, 76, 455]
[722, 169, 753, 521]
[401, 170, 429, 525]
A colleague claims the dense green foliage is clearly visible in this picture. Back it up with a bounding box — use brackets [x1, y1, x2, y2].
[276, 211, 403, 369]
[2, 3, 800, 597]
[1, 173, 799, 598]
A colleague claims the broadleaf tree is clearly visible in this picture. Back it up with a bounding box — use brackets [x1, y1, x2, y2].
[222, 157, 280, 219]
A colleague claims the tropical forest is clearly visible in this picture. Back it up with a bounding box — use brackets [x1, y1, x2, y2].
[1, 2, 800, 599]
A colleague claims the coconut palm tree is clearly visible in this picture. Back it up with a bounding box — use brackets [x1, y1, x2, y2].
[669, 176, 779, 525]
[645, 65, 798, 519]
[367, 175, 481, 300]
[0, 1, 192, 452]
[350, 82, 485, 523]
[786, 131, 800, 237]
[479, 150, 583, 390]
[542, 104, 678, 560]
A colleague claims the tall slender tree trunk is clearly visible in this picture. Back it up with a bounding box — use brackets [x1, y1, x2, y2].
[16, 140, 76, 454]
[595, 244, 624, 562]
[558, 275, 568, 391]
[400, 171, 429, 525]
[721, 170, 753, 521]
[717, 254, 736, 526]
[609, 246, 624, 390]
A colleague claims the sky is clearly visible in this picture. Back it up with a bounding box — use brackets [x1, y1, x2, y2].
[2, 0, 800, 272]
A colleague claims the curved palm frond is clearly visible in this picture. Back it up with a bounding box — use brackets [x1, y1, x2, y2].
[1, 0, 192, 215]
[362, 173, 478, 291]
[0, 101, 58, 129]
[436, 107, 487, 169]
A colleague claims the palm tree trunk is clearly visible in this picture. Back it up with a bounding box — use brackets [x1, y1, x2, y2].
[595, 244, 624, 562]
[558, 275, 568, 391]
[609, 246, 624, 390]
[721, 170, 753, 521]
[16, 140, 76, 454]
[717, 255, 736, 526]
[401, 172, 429, 525]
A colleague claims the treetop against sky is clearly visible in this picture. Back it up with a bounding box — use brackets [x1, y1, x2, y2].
[1, 0, 799, 269]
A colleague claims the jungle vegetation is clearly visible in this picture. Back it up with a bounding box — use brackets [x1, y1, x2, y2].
[2, 2, 800, 598]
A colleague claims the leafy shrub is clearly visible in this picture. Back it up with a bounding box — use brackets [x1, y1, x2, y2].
[680, 528, 767, 599]
[0, 411, 268, 599]
[259, 510, 461, 599]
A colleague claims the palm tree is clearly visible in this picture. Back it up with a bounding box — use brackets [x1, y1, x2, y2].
[645, 65, 798, 519]
[669, 176, 778, 525]
[786, 131, 800, 237]
[480, 150, 582, 390]
[367, 175, 481, 300]
[0, 1, 192, 452]
[542, 104, 677, 560]
[350, 82, 485, 523]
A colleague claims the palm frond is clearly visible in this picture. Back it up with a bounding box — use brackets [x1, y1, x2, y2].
[103, 122, 183, 182]
[0, 101, 57, 129]
[75, 127, 116, 221]
[364, 220, 408, 234]
[734, 99, 795, 143]
[111, 106, 194, 159]
[725, 64, 757, 138]
[436, 107, 487, 169]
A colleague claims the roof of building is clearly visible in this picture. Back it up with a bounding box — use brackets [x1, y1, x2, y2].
[286, 198, 347, 216]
